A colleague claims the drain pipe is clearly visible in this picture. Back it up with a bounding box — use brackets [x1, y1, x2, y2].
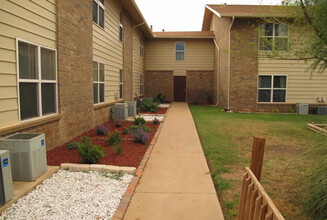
[213, 39, 220, 106]
[131, 21, 145, 100]
[227, 16, 235, 110]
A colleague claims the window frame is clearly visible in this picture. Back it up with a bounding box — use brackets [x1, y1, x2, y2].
[140, 74, 144, 95]
[140, 36, 144, 58]
[119, 69, 123, 99]
[93, 0, 105, 29]
[257, 74, 288, 103]
[175, 41, 185, 61]
[258, 23, 289, 51]
[93, 61, 105, 104]
[119, 11, 123, 42]
[16, 38, 58, 122]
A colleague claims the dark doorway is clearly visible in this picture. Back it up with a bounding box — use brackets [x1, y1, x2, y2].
[174, 76, 186, 102]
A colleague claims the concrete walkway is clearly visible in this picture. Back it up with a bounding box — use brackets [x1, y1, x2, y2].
[124, 103, 224, 220]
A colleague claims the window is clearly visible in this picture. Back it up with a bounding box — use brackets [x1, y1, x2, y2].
[93, 0, 105, 28]
[140, 37, 144, 57]
[259, 23, 288, 51]
[17, 40, 57, 121]
[258, 75, 287, 103]
[175, 42, 185, 60]
[119, 69, 123, 99]
[119, 11, 123, 42]
[140, 74, 144, 95]
[93, 61, 105, 104]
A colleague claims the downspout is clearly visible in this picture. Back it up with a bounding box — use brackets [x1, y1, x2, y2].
[131, 21, 145, 100]
[227, 16, 235, 110]
[213, 39, 220, 106]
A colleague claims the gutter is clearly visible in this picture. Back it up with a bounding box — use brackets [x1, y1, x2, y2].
[131, 21, 145, 99]
[206, 5, 221, 18]
[213, 39, 220, 106]
[227, 16, 234, 110]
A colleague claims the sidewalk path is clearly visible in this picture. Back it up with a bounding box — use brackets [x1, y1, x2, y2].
[124, 103, 224, 220]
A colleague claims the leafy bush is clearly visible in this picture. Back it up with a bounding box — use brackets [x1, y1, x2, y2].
[139, 99, 158, 112]
[66, 141, 78, 150]
[128, 124, 151, 133]
[77, 137, 105, 164]
[96, 125, 109, 135]
[105, 131, 122, 146]
[131, 128, 149, 144]
[272, 108, 280, 113]
[154, 92, 167, 104]
[286, 108, 295, 113]
[114, 119, 121, 127]
[122, 127, 129, 134]
[134, 116, 146, 126]
[113, 144, 122, 155]
[153, 117, 160, 124]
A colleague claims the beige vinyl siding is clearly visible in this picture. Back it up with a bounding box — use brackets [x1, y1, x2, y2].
[259, 58, 327, 104]
[93, 0, 123, 102]
[145, 39, 214, 71]
[0, 0, 56, 127]
[133, 29, 144, 96]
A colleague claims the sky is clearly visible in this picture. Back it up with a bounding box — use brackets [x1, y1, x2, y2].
[134, 0, 282, 32]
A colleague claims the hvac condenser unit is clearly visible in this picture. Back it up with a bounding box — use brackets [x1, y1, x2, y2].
[296, 103, 309, 115]
[0, 133, 47, 181]
[125, 101, 136, 117]
[114, 103, 128, 120]
[312, 106, 327, 115]
[0, 150, 13, 206]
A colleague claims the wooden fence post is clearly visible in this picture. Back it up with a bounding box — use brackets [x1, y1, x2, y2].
[250, 137, 265, 182]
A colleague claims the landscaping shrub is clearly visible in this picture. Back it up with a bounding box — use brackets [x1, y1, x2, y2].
[272, 108, 280, 113]
[154, 92, 167, 104]
[96, 125, 109, 135]
[113, 144, 122, 155]
[128, 124, 151, 133]
[153, 117, 160, 124]
[134, 116, 146, 126]
[122, 127, 129, 134]
[114, 119, 121, 127]
[139, 99, 158, 112]
[131, 128, 149, 144]
[286, 108, 295, 113]
[77, 137, 105, 164]
[66, 141, 78, 150]
[105, 131, 122, 146]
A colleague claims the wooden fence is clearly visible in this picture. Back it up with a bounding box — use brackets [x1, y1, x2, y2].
[307, 123, 327, 136]
[237, 167, 285, 220]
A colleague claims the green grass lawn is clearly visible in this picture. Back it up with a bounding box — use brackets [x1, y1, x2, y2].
[190, 105, 327, 220]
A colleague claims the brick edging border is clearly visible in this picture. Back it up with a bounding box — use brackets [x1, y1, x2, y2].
[113, 105, 171, 219]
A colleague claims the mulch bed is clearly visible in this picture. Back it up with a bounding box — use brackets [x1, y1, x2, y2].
[47, 121, 160, 168]
[139, 107, 168, 115]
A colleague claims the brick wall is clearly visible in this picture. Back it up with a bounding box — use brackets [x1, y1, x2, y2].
[230, 18, 259, 111]
[145, 71, 174, 102]
[123, 13, 133, 101]
[186, 71, 215, 104]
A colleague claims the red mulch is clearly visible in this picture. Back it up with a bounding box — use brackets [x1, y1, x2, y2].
[47, 121, 160, 168]
[139, 107, 168, 114]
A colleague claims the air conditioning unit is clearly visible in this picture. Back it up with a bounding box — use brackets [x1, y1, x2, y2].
[296, 103, 309, 115]
[0, 133, 47, 181]
[0, 150, 13, 206]
[125, 101, 136, 117]
[114, 103, 128, 120]
[313, 106, 327, 115]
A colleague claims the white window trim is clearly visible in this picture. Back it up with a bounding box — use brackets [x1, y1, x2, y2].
[93, 61, 105, 104]
[119, 11, 123, 42]
[175, 41, 185, 61]
[16, 38, 58, 122]
[140, 37, 144, 58]
[93, 0, 105, 28]
[140, 74, 144, 95]
[257, 74, 288, 103]
[119, 69, 123, 99]
[258, 23, 289, 52]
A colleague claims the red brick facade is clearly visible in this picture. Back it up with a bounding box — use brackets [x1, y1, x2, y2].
[186, 71, 215, 104]
[144, 71, 174, 102]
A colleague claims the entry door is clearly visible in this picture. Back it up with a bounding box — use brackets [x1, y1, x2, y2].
[174, 76, 186, 102]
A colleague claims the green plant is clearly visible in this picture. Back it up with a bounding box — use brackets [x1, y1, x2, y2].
[286, 108, 295, 113]
[131, 128, 149, 144]
[194, 100, 199, 105]
[96, 125, 109, 135]
[128, 124, 151, 133]
[114, 119, 121, 127]
[154, 92, 167, 104]
[139, 99, 158, 112]
[66, 141, 78, 150]
[122, 127, 129, 134]
[113, 144, 122, 155]
[134, 116, 146, 125]
[272, 108, 280, 113]
[105, 131, 122, 146]
[153, 117, 160, 124]
[77, 137, 105, 164]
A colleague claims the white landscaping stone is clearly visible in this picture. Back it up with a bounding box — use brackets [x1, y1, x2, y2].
[119, 167, 136, 175]
[90, 164, 106, 172]
[1, 170, 133, 220]
[159, 104, 170, 108]
[103, 165, 120, 173]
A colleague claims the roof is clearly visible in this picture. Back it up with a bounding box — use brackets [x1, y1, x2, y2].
[152, 31, 215, 39]
[202, 5, 291, 31]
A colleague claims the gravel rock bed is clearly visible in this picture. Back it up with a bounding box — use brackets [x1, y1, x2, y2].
[1, 170, 133, 220]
